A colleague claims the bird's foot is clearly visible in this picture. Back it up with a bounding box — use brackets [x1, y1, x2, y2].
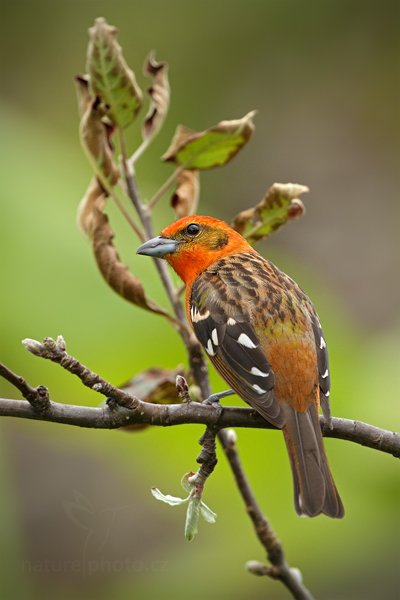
[202, 389, 235, 409]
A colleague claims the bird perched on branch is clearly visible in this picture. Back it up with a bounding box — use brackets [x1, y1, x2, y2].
[137, 216, 344, 518]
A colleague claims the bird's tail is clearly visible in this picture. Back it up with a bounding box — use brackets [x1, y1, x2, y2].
[282, 403, 344, 518]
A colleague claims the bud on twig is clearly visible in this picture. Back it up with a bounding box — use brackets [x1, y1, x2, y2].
[246, 560, 271, 577]
[176, 375, 191, 403]
[22, 338, 44, 357]
[56, 335, 66, 352]
[225, 428, 237, 448]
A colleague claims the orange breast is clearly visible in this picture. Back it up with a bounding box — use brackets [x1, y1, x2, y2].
[266, 338, 319, 412]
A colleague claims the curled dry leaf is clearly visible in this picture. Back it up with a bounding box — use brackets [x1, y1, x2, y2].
[120, 367, 186, 432]
[87, 17, 142, 129]
[75, 74, 92, 118]
[77, 178, 104, 234]
[162, 111, 256, 170]
[76, 76, 119, 233]
[171, 169, 200, 218]
[232, 182, 309, 244]
[75, 75, 120, 186]
[142, 51, 170, 140]
[76, 77, 168, 323]
[90, 196, 170, 317]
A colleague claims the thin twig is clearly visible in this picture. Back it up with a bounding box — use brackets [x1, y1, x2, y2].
[118, 130, 146, 218]
[148, 165, 184, 209]
[0, 362, 50, 413]
[128, 137, 151, 167]
[119, 128, 182, 312]
[21, 336, 139, 409]
[109, 193, 145, 242]
[195, 426, 218, 487]
[177, 283, 186, 297]
[219, 431, 315, 600]
[81, 137, 145, 240]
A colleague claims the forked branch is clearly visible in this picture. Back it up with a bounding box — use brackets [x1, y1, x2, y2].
[1, 339, 398, 458]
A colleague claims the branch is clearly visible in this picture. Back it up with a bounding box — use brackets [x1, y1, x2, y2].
[22, 335, 139, 409]
[219, 430, 314, 600]
[151, 425, 219, 541]
[320, 417, 400, 457]
[0, 362, 50, 413]
[0, 397, 396, 455]
[0, 339, 398, 458]
[148, 166, 184, 209]
[195, 426, 218, 487]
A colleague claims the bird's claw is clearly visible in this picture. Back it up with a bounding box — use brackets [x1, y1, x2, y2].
[202, 394, 221, 406]
[202, 389, 235, 409]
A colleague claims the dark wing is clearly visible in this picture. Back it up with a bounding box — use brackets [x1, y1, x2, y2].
[190, 274, 284, 428]
[311, 315, 331, 424]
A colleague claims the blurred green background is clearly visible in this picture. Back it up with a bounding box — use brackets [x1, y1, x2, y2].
[1, 1, 399, 599]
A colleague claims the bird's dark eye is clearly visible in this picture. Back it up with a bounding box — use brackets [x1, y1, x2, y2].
[185, 223, 201, 236]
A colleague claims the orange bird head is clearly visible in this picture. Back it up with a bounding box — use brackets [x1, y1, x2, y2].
[137, 216, 252, 286]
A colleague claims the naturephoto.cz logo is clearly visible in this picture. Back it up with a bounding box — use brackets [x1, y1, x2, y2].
[21, 490, 168, 576]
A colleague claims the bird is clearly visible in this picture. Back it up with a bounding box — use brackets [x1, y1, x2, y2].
[137, 215, 344, 518]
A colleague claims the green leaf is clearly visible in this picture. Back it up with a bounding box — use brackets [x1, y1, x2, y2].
[199, 501, 217, 524]
[151, 487, 189, 506]
[232, 182, 309, 244]
[152, 475, 217, 541]
[87, 17, 143, 128]
[162, 111, 256, 170]
[185, 496, 201, 541]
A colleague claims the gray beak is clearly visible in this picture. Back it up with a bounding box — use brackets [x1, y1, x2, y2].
[136, 236, 179, 258]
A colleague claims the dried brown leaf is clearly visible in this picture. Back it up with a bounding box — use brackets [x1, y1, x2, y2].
[142, 51, 170, 140]
[77, 178, 103, 234]
[75, 75, 92, 118]
[171, 170, 200, 218]
[76, 76, 120, 186]
[90, 198, 170, 317]
[122, 367, 185, 404]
